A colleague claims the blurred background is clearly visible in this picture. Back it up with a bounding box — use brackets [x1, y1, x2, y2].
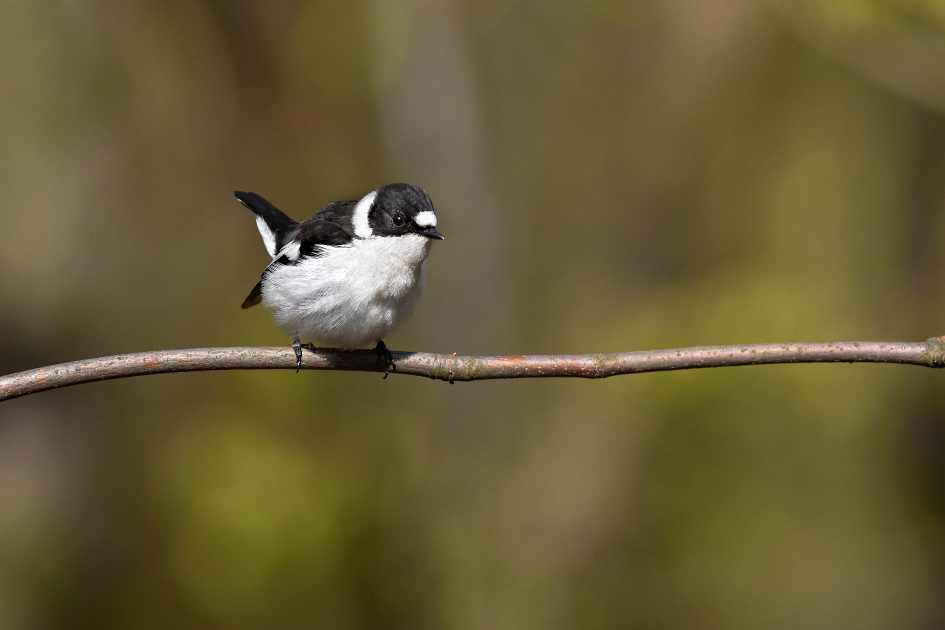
[2, 0, 945, 627]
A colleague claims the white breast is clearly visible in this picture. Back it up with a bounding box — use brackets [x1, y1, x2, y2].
[261, 234, 432, 348]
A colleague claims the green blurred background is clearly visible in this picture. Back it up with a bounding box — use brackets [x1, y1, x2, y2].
[3, 0, 945, 627]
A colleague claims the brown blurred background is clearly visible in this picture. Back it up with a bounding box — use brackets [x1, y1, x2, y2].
[3, 0, 945, 627]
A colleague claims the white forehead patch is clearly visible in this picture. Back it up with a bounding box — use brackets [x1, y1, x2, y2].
[352, 190, 377, 239]
[414, 210, 437, 228]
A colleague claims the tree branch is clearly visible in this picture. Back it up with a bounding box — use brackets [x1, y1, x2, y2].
[2, 338, 944, 402]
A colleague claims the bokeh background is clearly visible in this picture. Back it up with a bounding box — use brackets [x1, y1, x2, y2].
[3, 0, 945, 627]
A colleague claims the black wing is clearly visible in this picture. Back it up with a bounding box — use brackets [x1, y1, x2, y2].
[238, 193, 356, 309]
[293, 218, 354, 259]
[241, 281, 262, 309]
[241, 218, 354, 310]
[307, 200, 357, 236]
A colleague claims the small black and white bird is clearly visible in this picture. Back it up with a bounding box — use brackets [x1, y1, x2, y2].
[236, 183, 444, 374]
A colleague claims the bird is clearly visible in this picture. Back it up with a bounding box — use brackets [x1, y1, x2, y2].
[235, 183, 444, 375]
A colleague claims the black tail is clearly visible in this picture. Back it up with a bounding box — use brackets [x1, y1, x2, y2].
[234, 191, 296, 231]
[235, 191, 297, 256]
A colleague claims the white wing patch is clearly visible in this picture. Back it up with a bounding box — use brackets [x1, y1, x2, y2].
[255, 215, 278, 258]
[275, 240, 301, 262]
[352, 190, 377, 239]
[414, 211, 436, 228]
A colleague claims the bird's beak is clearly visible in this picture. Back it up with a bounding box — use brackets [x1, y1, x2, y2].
[424, 227, 445, 240]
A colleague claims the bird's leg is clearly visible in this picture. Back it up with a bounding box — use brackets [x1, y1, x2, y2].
[292, 336, 320, 372]
[374, 340, 396, 378]
[292, 335, 303, 372]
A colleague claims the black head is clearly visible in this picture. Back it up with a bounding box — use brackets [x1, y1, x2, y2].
[365, 183, 444, 240]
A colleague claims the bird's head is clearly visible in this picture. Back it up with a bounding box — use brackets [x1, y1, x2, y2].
[353, 183, 444, 241]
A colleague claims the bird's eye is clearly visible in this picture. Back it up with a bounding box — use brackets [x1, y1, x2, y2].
[392, 214, 406, 227]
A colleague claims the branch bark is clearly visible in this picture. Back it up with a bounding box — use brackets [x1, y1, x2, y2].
[2, 338, 945, 402]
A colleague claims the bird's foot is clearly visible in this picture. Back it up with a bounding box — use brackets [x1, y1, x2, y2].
[292, 336, 303, 372]
[375, 340, 395, 379]
[292, 336, 319, 372]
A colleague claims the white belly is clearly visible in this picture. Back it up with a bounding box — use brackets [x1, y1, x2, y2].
[261, 234, 431, 348]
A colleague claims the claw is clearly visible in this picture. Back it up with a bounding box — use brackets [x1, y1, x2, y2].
[374, 340, 395, 378]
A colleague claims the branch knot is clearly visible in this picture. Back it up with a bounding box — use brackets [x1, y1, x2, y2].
[924, 337, 945, 368]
